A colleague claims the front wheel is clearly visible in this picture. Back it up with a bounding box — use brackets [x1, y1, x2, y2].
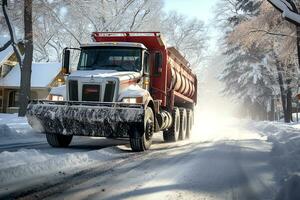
[46, 133, 73, 147]
[130, 107, 154, 152]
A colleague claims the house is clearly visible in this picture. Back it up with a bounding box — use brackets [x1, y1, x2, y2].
[49, 85, 66, 101]
[0, 37, 16, 78]
[0, 37, 64, 113]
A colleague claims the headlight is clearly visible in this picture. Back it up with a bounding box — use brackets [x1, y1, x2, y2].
[122, 97, 143, 104]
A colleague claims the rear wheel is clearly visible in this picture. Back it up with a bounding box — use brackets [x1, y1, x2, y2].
[46, 133, 73, 147]
[163, 107, 180, 142]
[186, 109, 194, 139]
[130, 107, 154, 152]
[179, 108, 187, 140]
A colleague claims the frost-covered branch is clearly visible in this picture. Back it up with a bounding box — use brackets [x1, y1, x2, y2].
[247, 28, 295, 38]
[1, 0, 24, 65]
[268, 0, 300, 25]
[40, 0, 81, 45]
[0, 39, 11, 51]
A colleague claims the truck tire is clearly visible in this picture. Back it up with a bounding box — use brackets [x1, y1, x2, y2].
[130, 107, 154, 152]
[179, 108, 187, 140]
[46, 133, 73, 147]
[186, 110, 193, 139]
[163, 107, 180, 142]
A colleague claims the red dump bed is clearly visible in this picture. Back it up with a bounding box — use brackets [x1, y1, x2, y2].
[92, 32, 197, 107]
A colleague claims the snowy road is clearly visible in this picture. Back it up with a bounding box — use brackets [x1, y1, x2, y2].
[49, 140, 276, 200]
[0, 113, 286, 200]
[44, 118, 277, 200]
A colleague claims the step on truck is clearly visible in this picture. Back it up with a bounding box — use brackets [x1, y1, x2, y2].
[26, 32, 198, 151]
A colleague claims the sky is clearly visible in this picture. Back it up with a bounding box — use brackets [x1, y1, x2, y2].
[164, 0, 234, 113]
[163, 0, 220, 23]
[164, 0, 221, 53]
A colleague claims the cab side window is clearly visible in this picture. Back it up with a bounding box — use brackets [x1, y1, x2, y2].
[144, 52, 150, 75]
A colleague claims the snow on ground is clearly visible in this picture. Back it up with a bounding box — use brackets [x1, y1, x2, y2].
[0, 114, 130, 187]
[192, 112, 300, 198]
[0, 146, 128, 185]
[250, 121, 300, 178]
[1, 112, 300, 199]
[0, 113, 44, 145]
[248, 120, 300, 198]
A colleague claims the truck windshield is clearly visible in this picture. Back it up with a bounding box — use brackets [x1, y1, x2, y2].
[78, 47, 142, 72]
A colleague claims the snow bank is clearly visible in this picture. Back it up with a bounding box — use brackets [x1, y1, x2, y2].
[0, 147, 128, 185]
[250, 121, 300, 163]
[275, 175, 300, 200]
[0, 113, 133, 185]
[248, 120, 300, 196]
[0, 114, 43, 145]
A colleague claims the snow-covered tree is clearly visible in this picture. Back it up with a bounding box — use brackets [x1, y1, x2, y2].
[0, 0, 206, 66]
[226, 0, 300, 122]
[160, 11, 206, 68]
[1, 0, 33, 117]
[0, 0, 165, 62]
[214, 0, 275, 119]
[214, 0, 261, 30]
[268, 0, 300, 25]
[220, 44, 279, 118]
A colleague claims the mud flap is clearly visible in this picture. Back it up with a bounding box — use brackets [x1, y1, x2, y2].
[26, 100, 145, 138]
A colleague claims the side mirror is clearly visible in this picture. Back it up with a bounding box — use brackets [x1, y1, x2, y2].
[62, 49, 70, 75]
[154, 52, 162, 75]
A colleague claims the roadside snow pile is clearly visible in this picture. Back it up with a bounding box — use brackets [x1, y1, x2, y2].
[0, 114, 44, 145]
[251, 122, 300, 172]
[0, 147, 129, 185]
[0, 113, 132, 187]
[249, 121, 300, 197]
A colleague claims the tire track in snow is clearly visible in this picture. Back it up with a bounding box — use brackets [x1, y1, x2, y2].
[2, 141, 194, 200]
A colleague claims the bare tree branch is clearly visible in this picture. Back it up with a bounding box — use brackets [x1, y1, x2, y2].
[247, 28, 296, 38]
[0, 39, 12, 51]
[40, 0, 81, 45]
[2, 0, 24, 66]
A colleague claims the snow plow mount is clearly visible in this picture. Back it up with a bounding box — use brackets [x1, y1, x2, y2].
[26, 100, 145, 138]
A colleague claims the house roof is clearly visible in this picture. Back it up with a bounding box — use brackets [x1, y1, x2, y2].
[50, 85, 66, 97]
[0, 63, 62, 88]
[0, 37, 14, 66]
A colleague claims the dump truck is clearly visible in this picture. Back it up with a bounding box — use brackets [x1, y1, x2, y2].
[26, 32, 197, 152]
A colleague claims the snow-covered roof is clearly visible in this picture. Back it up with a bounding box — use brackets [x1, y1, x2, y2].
[50, 85, 66, 97]
[0, 37, 14, 66]
[0, 63, 62, 88]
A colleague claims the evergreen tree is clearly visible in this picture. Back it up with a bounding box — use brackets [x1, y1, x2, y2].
[216, 0, 276, 119]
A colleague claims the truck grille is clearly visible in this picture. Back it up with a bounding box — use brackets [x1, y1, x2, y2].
[82, 85, 100, 102]
[103, 81, 115, 102]
[69, 80, 78, 101]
